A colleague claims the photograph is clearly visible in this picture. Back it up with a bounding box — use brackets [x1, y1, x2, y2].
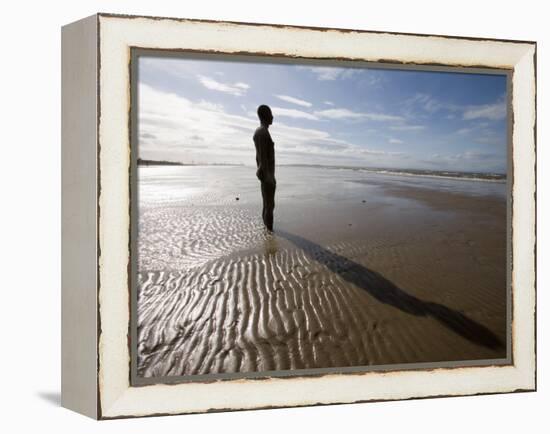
[132, 52, 510, 381]
[56, 8, 538, 420]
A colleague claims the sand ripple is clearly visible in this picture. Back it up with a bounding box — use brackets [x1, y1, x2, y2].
[138, 206, 266, 270]
[137, 233, 506, 378]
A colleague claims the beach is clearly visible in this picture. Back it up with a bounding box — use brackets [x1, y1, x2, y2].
[136, 165, 508, 378]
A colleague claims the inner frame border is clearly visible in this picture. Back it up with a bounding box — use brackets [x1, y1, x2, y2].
[128, 47, 514, 387]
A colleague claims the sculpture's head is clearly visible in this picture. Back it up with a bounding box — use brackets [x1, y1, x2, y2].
[257, 104, 274, 126]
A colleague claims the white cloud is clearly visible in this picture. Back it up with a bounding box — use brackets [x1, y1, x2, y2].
[314, 108, 404, 122]
[139, 56, 196, 80]
[271, 107, 319, 121]
[359, 149, 405, 157]
[432, 150, 498, 162]
[463, 100, 506, 121]
[138, 83, 409, 166]
[196, 100, 224, 111]
[389, 138, 404, 144]
[360, 70, 387, 87]
[275, 94, 312, 107]
[298, 66, 386, 87]
[453, 122, 505, 146]
[324, 101, 334, 105]
[405, 93, 449, 113]
[138, 84, 257, 163]
[407, 92, 507, 122]
[272, 122, 406, 163]
[456, 127, 474, 135]
[389, 125, 425, 131]
[197, 75, 250, 96]
[300, 66, 361, 81]
[314, 108, 362, 119]
[424, 150, 506, 172]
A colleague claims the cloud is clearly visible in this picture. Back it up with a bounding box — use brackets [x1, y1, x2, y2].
[454, 122, 505, 146]
[475, 129, 506, 146]
[358, 70, 388, 88]
[359, 149, 405, 157]
[432, 150, 499, 162]
[423, 150, 506, 172]
[407, 92, 507, 122]
[138, 83, 409, 166]
[475, 135, 505, 146]
[389, 125, 425, 131]
[139, 56, 197, 80]
[314, 108, 404, 122]
[300, 66, 362, 81]
[463, 100, 506, 121]
[389, 138, 404, 144]
[456, 127, 475, 135]
[196, 100, 224, 111]
[271, 107, 319, 121]
[197, 75, 250, 96]
[268, 121, 408, 163]
[138, 84, 257, 163]
[274, 94, 313, 108]
[405, 93, 450, 113]
[314, 109, 362, 120]
[405, 92, 469, 117]
[301, 66, 386, 87]
[324, 101, 334, 105]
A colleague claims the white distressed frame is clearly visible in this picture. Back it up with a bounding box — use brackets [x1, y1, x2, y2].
[93, 14, 535, 419]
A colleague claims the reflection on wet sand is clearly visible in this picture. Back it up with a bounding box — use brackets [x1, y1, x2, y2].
[263, 232, 280, 256]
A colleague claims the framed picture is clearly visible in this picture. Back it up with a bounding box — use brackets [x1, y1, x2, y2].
[61, 13, 536, 419]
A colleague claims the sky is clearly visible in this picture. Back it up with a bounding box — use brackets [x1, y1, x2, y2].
[137, 54, 508, 173]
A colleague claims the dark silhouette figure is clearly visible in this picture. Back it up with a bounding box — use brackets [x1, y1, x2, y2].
[276, 229, 505, 351]
[253, 105, 276, 231]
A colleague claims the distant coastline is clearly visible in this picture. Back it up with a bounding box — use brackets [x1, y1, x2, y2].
[137, 158, 243, 167]
[137, 159, 505, 182]
[138, 158, 187, 166]
[279, 164, 507, 182]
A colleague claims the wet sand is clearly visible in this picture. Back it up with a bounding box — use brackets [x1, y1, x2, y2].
[136, 166, 508, 378]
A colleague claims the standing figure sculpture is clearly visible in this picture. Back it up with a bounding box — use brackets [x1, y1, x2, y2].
[253, 105, 276, 231]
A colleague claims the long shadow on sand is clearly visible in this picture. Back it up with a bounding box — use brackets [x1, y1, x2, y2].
[275, 229, 504, 351]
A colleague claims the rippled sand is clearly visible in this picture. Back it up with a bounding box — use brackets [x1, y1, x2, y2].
[136, 166, 507, 378]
